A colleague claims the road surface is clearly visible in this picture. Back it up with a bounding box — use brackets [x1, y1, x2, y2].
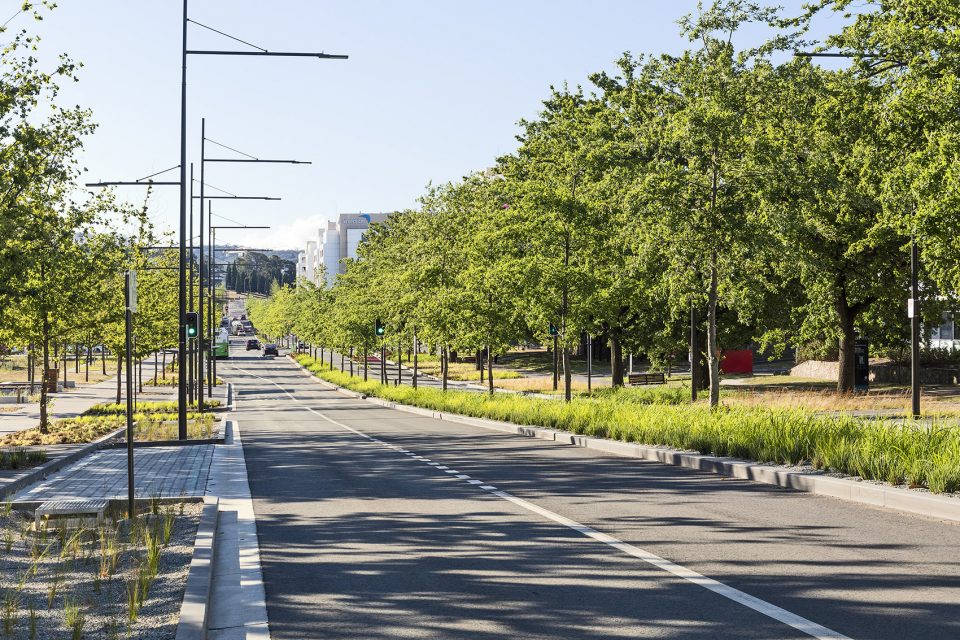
[220, 343, 960, 639]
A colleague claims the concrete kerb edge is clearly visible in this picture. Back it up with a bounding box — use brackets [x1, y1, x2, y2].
[288, 355, 960, 524]
[175, 495, 220, 640]
[0, 426, 126, 500]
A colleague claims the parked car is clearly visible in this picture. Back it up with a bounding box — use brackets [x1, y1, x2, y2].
[236, 327, 246, 336]
[263, 343, 279, 357]
[246, 339, 261, 351]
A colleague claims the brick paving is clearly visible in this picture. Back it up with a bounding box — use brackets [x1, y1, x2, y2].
[14, 444, 214, 502]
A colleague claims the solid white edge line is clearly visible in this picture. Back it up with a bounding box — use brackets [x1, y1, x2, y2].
[232, 364, 854, 640]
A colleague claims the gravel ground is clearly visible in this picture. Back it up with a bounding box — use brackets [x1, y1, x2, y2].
[0, 502, 201, 639]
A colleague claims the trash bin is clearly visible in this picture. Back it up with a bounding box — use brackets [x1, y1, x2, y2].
[45, 368, 59, 393]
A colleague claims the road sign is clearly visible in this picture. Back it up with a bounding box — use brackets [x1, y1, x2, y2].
[126, 270, 138, 313]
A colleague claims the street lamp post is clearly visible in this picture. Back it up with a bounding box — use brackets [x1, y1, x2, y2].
[176, 1, 347, 438]
[795, 49, 922, 418]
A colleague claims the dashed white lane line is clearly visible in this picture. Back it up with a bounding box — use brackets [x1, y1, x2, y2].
[233, 365, 854, 640]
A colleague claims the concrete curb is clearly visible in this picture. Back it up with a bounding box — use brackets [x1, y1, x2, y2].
[175, 495, 220, 640]
[289, 356, 960, 524]
[0, 426, 126, 500]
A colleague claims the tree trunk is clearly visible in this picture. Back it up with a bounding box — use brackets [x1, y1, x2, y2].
[154, 351, 159, 385]
[101, 348, 106, 375]
[487, 345, 494, 395]
[85, 346, 90, 382]
[75, 345, 79, 374]
[562, 347, 572, 402]
[62, 343, 67, 388]
[116, 355, 123, 404]
[479, 349, 485, 383]
[412, 330, 418, 390]
[138, 357, 143, 394]
[837, 299, 856, 393]
[162, 350, 167, 380]
[39, 313, 50, 434]
[441, 346, 448, 391]
[552, 336, 559, 391]
[610, 330, 624, 388]
[363, 346, 368, 381]
[349, 346, 354, 377]
[707, 256, 721, 408]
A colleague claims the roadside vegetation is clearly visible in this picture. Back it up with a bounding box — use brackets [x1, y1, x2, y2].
[252, 2, 960, 416]
[0, 501, 201, 639]
[297, 354, 960, 494]
[0, 402, 219, 447]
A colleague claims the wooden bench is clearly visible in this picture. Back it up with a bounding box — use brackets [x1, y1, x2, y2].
[0, 382, 39, 403]
[35, 499, 108, 528]
[627, 372, 666, 386]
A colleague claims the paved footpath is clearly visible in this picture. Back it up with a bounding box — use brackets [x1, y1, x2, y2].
[222, 348, 960, 640]
[0, 353, 177, 435]
[14, 445, 214, 502]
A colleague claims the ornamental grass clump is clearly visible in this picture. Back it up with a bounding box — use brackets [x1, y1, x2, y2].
[295, 353, 960, 493]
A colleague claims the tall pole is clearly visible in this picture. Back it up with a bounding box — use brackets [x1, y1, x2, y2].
[124, 271, 136, 519]
[586, 333, 592, 395]
[208, 209, 214, 397]
[197, 120, 206, 413]
[691, 306, 698, 402]
[188, 164, 195, 407]
[911, 236, 921, 418]
[211, 227, 218, 390]
[177, 0, 189, 439]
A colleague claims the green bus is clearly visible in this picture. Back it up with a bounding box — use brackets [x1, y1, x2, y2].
[214, 330, 230, 359]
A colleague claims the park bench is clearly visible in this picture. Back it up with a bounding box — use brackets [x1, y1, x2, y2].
[35, 499, 108, 529]
[627, 372, 666, 386]
[0, 381, 40, 403]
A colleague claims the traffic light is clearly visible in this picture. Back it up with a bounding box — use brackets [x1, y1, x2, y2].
[548, 323, 558, 336]
[375, 319, 385, 337]
[185, 312, 199, 339]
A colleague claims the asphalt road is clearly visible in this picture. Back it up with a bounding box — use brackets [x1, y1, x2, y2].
[221, 344, 960, 640]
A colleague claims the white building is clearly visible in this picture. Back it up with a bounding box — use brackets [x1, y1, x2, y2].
[300, 212, 392, 288]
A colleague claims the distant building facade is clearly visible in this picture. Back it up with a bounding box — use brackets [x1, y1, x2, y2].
[298, 212, 392, 288]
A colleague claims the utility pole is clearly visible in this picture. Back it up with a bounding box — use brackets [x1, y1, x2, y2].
[176, 1, 347, 439]
[911, 237, 920, 418]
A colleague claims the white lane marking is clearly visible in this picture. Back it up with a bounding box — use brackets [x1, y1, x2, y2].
[455, 475, 471, 479]
[444, 470, 459, 474]
[467, 480, 483, 485]
[232, 365, 854, 640]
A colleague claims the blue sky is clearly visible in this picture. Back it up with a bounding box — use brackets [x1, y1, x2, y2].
[23, 1, 843, 249]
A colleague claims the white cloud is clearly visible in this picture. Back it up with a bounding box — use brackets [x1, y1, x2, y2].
[227, 214, 332, 251]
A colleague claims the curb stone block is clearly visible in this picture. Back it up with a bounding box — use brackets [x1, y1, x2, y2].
[175, 495, 219, 640]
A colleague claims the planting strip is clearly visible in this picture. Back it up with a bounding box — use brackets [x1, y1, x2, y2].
[290, 356, 960, 524]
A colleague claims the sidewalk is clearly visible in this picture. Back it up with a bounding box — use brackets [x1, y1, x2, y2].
[13, 444, 214, 502]
[0, 363, 179, 435]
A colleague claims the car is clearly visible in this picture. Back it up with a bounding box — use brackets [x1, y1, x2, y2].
[263, 343, 279, 357]
[246, 339, 261, 351]
[297, 341, 306, 350]
[236, 328, 246, 336]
